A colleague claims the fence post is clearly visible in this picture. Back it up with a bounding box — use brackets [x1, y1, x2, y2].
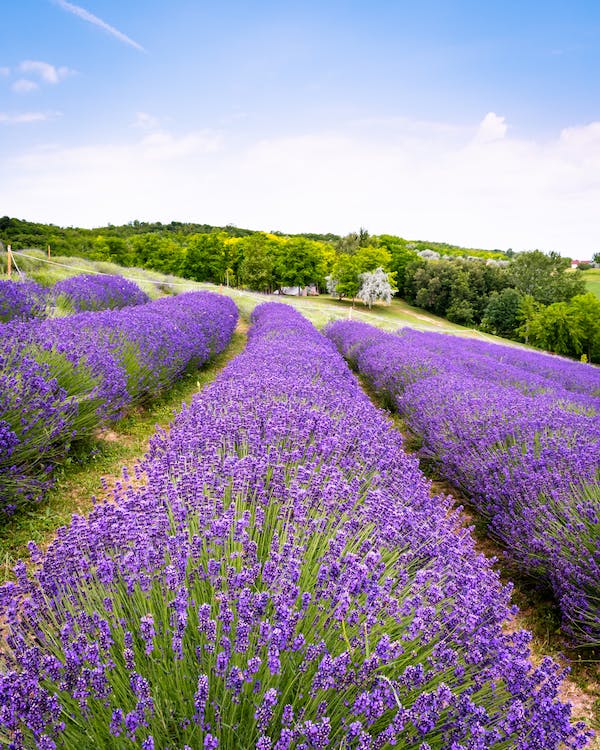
[47, 244, 51, 258]
[7, 244, 11, 279]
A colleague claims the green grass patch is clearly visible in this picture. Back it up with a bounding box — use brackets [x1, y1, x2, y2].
[583, 269, 600, 300]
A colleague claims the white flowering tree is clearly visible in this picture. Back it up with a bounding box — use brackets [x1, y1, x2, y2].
[325, 274, 339, 297]
[357, 267, 394, 309]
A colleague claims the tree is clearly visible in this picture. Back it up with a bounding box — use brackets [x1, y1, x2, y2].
[446, 299, 475, 326]
[92, 235, 131, 265]
[130, 233, 184, 275]
[357, 267, 394, 308]
[568, 293, 600, 362]
[525, 302, 584, 356]
[328, 255, 361, 301]
[510, 250, 585, 304]
[482, 288, 524, 338]
[273, 237, 328, 291]
[593, 252, 600, 265]
[336, 228, 371, 255]
[355, 245, 392, 274]
[238, 234, 277, 292]
[377, 235, 418, 292]
[181, 233, 227, 283]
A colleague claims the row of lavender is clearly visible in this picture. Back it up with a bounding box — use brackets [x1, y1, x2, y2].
[0, 291, 238, 514]
[325, 321, 600, 646]
[0, 303, 588, 749]
[0, 275, 150, 322]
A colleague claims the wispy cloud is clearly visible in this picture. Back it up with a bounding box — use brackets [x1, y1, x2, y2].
[19, 60, 74, 84]
[12, 79, 40, 94]
[54, 0, 145, 52]
[132, 111, 161, 130]
[0, 111, 61, 124]
[0, 67, 10, 77]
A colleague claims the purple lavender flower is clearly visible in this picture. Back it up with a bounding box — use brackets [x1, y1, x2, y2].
[53, 274, 150, 312]
[0, 279, 47, 322]
[0, 303, 590, 749]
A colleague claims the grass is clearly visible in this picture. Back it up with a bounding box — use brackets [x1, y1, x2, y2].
[0, 324, 248, 584]
[3, 247, 194, 300]
[583, 269, 600, 300]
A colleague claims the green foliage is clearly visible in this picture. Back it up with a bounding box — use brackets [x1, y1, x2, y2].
[404, 258, 512, 325]
[93, 235, 132, 266]
[181, 233, 227, 283]
[330, 254, 361, 300]
[273, 237, 328, 290]
[355, 244, 392, 272]
[377, 235, 418, 290]
[482, 288, 525, 338]
[509, 250, 586, 305]
[446, 298, 475, 326]
[130, 234, 184, 276]
[238, 234, 277, 292]
[519, 293, 600, 361]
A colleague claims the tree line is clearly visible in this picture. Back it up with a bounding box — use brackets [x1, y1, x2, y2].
[2, 216, 598, 362]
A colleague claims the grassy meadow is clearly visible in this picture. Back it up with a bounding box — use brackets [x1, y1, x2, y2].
[584, 268, 600, 299]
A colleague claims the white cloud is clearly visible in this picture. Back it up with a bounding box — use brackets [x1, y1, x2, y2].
[0, 111, 60, 124]
[0, 67, 10, 77]
[54, 0, 145, 52]
[1, 114, 600, 257]
[19, 60, 74, 84]
[475, 112, 508, 143]
[12, 79, 39, 94]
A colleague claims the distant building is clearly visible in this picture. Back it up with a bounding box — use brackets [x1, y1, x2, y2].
[280, 285, 319, 296]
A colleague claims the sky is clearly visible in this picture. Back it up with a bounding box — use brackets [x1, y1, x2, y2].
[1, 1, 600, 257]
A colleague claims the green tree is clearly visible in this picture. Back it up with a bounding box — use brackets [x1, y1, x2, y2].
[273, 237, 327, 290]
[526, 302, 583, 356]
[130, 233, 185, 275]
[510, 250, 585, 304]
[238, 233, 277, 292]
[92, 235, 132, 265]
[181, 233, 227, 283]
[355, 245, 392, 274]
[329, 255, 361, 301]
[482, 288, 524, 338]
[569, 293, 600, 362]
[377, 235, 418, 292]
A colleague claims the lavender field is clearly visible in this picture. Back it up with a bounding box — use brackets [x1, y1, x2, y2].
[0, 303, 590, 749]
[0, 274, 154, 322]
[325, 321, 600, 647]
[0, 290, 238, 514]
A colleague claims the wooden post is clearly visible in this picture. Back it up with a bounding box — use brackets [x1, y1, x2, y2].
[47, 244, 51, 258]
[7, 244, 11, 279]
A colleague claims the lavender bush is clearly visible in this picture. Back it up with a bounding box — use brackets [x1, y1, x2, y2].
[325, 321, 600, 646]
[53, 274, 150, 313]
[0, 304, 589, 748]
[0, 279, 47, 322]
[0, 292, 238, 514]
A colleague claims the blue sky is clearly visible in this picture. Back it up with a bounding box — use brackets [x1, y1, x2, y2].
[1, 0, 599, 257]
